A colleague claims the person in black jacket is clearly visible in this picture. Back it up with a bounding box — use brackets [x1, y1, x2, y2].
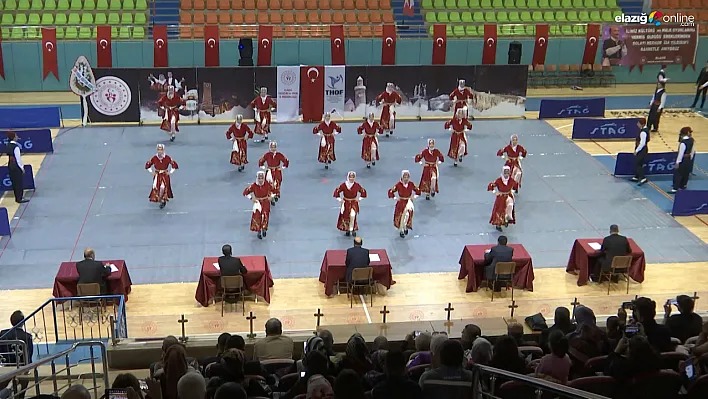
[0, 310, 33, 365]
[690, 61, 708, 109]
[2, 131, 28, 203]
[345, 237, 369, 283]
[218, 245, 248, 277]
[76, 248, 111, 294]
[483, 235, 514, 291]
[591, 225, 631, 282]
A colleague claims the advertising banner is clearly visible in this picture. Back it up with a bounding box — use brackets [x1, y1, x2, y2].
[472, 65, 527, 118]
[601, 24, 698, 70]
[276, 66, 301, 122]
[613, 151, 676, 176]
[195, 67, 256, 122]
[87, 68, 141, 123]
[0, 129, 53, 153]
[0, 165, 35, 192]
[0, 106, 61, 129]
[323, 65, 346, 117]
[672, 190, 708, 217]
[571, 118, 641, 140]
[538, 98, 605, 119]
[137, 68, 197, 123]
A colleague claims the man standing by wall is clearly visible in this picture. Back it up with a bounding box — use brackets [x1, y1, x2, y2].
[3, 132, 28, 203]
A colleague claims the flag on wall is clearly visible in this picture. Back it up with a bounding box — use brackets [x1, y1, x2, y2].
[329, 25, 345, 66]
[42, 28, 58, 80]
[258, 25, 274, 66]
[276, 66, 300, 122]
[301, 66, 324, 122]
[432, 24, 446, 65]
[532, 24, 549, 67]
[582, 24, 600, 65]
[96, 26, 112, 68]
[482, 24, 497, 65]
[403, 0, 414, 17]
[153, 25, 168, 67]
[381, 25, 396, 65]
[204, 25, 220, 67]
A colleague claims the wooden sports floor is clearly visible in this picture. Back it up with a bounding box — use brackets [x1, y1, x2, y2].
[1, 84, 707, 339]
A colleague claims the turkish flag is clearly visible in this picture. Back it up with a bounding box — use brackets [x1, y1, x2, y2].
[330, 25, 345, 65]
[153, 25, 168, 67]
[42, 28, 58, 80]
[403, 0, 414, 17]
[581, 24, 600, 66]
[381, 24, 396, 65]
[482, 25, 497, 65]
[301, 66, 324, 123]
[205, 25, 220, 67]
[0, 30, 5, 79]
[96, 26, 112, 68]
[257, 25, 273, 66]
[532, 24, 548, 67]
[432, 24, 446, 65]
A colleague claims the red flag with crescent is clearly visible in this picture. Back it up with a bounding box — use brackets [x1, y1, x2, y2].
[96, 25, 112, 68]
[532, 24, 548, 67]
[153, 25, 168, 67]
[582, 24, 600, 66]
[381, 24, 396, 65]
[300, 66, 325, 122]
[257, 25, 273, 66]
[205, 25, 220, 67]
[432, 24, 446, 65]
[0, 30, 5, 79]
[42, 28, 58, 80]
[482, 24, 497, 65]
[329, 25, 345, 65]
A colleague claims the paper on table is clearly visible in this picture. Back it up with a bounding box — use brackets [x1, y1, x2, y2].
[588, 242, 602, 251]
[213, 263, 221, 270]
[108, 264, 118, 273]
[369, 253, 380, 262]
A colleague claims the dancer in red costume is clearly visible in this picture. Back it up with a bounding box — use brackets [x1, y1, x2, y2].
[414, 138, 445, 200]
[226, 114, 254, 172]
[496, 134, 527, 193]
[243, 171, 275, 240]
[145, 144, 179, 209]
[449, 79, 475, 119]
[376, 83, 402, 137]
[444, 108, 472, 166]
[333, 171, 367, 236]
[388, 170, 421, 238]
[250, 87, 277, 142]
[258, 141, 289, 205]
[357, 112, 383, 168]
[487, 166, 518, 232]
[313, 112, 342, 169]
[158, 86, 185, 142]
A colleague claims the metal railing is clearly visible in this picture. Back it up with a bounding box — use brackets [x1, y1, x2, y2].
[0, 341, 108, 399]
[0, 296, 127, 360]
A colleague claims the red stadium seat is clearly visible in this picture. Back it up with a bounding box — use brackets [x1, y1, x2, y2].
[193, 12, 206, 24]
[281, 0, 294, 9]
[180, 0, 193, 10]
[231, 0, 244, 8]
[358, 11, 369, 22]
[206, 13, 217, 24]
[244, 11, 257, 23]
[271, 11, 282, 23]
[347, 25, 360, 37]
[257, 0, 268, 9]
[194, 0, 206, 9]
[370, 11, 381, 23]
[218, 11, 230, 23]
[282, 11, 295, 24]
[331, 0, 343, 8]
[367, 0, 379, 9]
[319, 0, 331, 8]
[295, 10, 307, 23]
[343, 0, 355, 9]
[320, 11, 332, 23]
[206, 0, 218, 9]
[271, 0, 282, 8]
[232, 12, 244, 23]
[345, 11, 357, 23]
[308, 11, 319, 23]
[306, 0, 318, 8]
[257, 11, 269, 23]
[294, 0, 306, 9]
[332, 11, 344, 23]
[380, 0, 390, 8]
[218, 0, 230, 9]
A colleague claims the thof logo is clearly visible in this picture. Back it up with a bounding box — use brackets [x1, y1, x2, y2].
[90, 76, 132, 116]
[327, 74, 343, 90]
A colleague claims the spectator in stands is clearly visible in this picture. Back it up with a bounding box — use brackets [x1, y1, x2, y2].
[160, 344, 189, 399]
[406, 332, 433, 368]
[567, 306, 610, 375]
[606, 316, 624, 349]
[61, 385, 91, 399]
[429, 333, 450, 369]
[692, 322, 708, 356]
[205, 377, 224, 399]
[283, 350, 333, 399]
[401, 332, 417, 360]
[112, 373, 143, 399]
[214, 382, 247, 399]
[218, 244, 248, 277]
[373, 335, 389, 351]
[633, 297, 674, 352]
[293, 335, 331, 374]
[253, 318, 294, 360]
[540, 307, 575, 353]
[535, 330, 571, 384]
[470, 338, 493, 366]
[307, 375, 334, 399]
[663, 295, 703, 343]
[419, 340, 474, 389]
[365, 348, 388, 390]
[489, 335, 527, 375]
[606, 335, 661, 383]
[334, 369, 366, 399]
[0, 310, 33, 365]
[213, 349, 270, 397]
[76, 248, 112, 294]
[318, 329, 336, 360]
[152, 336, 179, 376]
[201, 333, 230, 370]
[461, 324, 482, 363]
[177, 371, 206, 399]
[372, 350, 423, 399]
[335, 333, 373, 376]
[508, 322, 538, 347]
[226, 334, 246, 351]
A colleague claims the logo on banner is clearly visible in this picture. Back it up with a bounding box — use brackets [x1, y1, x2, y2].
[558, 105, 590, 116]
[280, 69, 297, 86]
[90, 76, 132, 116]
[615, 10, 694, 26]
[326, 75, 344, 96]
[1, 138, 33, 150]
[591, 123, 626, 136]
[645, 158, 676, 172]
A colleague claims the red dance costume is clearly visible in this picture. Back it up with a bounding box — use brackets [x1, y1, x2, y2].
[250, 96, 277, 136]
[158, 94, 185, 132]
[497, 143, 527, 188]
[313, 121, 342, 163]
[146, 155, 179, 203]
[449, 87, 474, 113]
[226, 123, 254, 166]
[487, 177, 518, 227]
[376, 91, 402, 131]
[258, 152, 289, 197]
[444, 117, 472, 160]
[357, 120, 383, 163]
[333, 182, 367, 232]
[388, 181, 421, 231]
[243, 182, 274, 232]
[414, 148, 445, 194]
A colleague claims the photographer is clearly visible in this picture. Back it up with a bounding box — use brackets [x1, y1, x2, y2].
[606, 334, 661, 384]
[663, 295, 703, 344]
[632, 297, 674, 353]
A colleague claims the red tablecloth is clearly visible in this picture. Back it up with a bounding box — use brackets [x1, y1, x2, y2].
[457, 244, 535, 292]
[318, 249, 394, 297]
[566, 238, 646, 286]
[52, 260, 132, 300]
[195, 256, 274, 306]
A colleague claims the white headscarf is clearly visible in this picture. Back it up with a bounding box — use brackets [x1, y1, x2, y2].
[427, 138, 435, 149]
[256, 171, 266, 186]
[156, 144, 165, 159]
[269, 141, 277, 152]
[459, 79, 465, 89]
[501, 166, 511, 185]
[401, 170, 410, 185]
[510, 134, 518, 150]
[345, 171, 356, 190]
[386, 83, 394, 94]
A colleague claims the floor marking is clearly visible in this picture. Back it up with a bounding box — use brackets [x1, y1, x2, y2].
[360, 295, 373, 324]
[70, 151, 112, 260]
[556, 123, 574, 130]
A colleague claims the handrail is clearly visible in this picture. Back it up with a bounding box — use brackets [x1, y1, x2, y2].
[0, 341, 107, 383]
[0, 340, 29, 368]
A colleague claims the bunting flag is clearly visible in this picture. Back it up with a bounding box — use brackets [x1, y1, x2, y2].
[300, 66, 325, 122]
[0, 30, 5, 79]
[532, 24, 549, 67]
[204, 25, 220, 67]
[581, 24, 600, 66]
[257, 25, 273, 66]
[381, 24, 396, 65]
[432, 24, 446, 65]
[482, 24, 497, 65]
[42, 28, 58, 80]
[153, 25, 168, 67]
[329, 25, 345, 65]
[96, 26, 112, 68]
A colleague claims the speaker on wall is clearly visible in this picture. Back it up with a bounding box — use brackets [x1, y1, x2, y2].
[239, 38, 254, 66]
[508, 42, 522, 65]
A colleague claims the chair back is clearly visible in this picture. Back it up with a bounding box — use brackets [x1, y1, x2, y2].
[261, 358, 295, 376]
[583, 355, 609, 376]
[221, 275, 244, 290]
[495, 262, 516, 276]
[407, 363, 430, 382]
[660, 351, 690, 372]
[626, 370, 682, 399]
[77, 283, 101, 296]
[422, 379, 474, 399]
[277, 372, 299, 392]
[568, 376, 618, 397]
[518, 346, 544, 360]
[610, 255, 632, 270]
[686, 374, 708, 399]
[351, 267, 373, 281]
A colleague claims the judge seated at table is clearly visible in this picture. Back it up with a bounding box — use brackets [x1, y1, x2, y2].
[484, 236, 513, 292]
[345, 237, 370, 283]
[592, 224, 630, 282]
[218, 244, 248, 277]
[76, 248, 111, 294]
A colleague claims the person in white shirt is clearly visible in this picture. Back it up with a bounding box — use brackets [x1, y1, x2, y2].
[648, 82, 666, 132]
[3, 131, 28, 203]
[670, 127, 694, 194]
[632, 118, 649, 186]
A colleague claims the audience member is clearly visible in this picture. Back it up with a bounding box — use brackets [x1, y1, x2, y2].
[0, 310, 33, 365]
[318, 329, 336, 359]
[470, 338, 493, 366]
[692, 321, 708, 356]
[566, 306, 610, 371]
[293, 335, 330, 374]
[508, 322, 537, 347]
[535, 330, 571, 384]
[112, 373, 143, 399]
[606, 335, 661, 383]
[151, 336, 180, 376]
[364, 349, 388, 390]
[283, 351, 332, 399]
[160, 344, 189, 399]
[253, 318, 294, 360]
[334, 369, 366, 399]
[306, 374, 334, 399]
[489, 335, 526, 375]
[605, 316, 623, 349]
[633, 297, 674, 352]
[76, 248, 112, 294]
[461, 324, 482, 362]
[177, 371, 206, 399]
[201, 333, 231, 369]
[60, 385, 91, 399]
[664, 294, 703, 343]
[218, 244, 248, 276]
[372, 335, 389, 351]
[213, 382, 247, 399]
[593, 224, 631, 282]
[429, 333, 449, 368]
[335, 333, 373, 376]
[540, 307, 575, 353]
[406, 332, 432, 368]
[205, 377, 224, 399]
[213, 349, 270, 397]
[226, 335, 246, 351]
[345, 237, 370, 283]
[419, 340, 474, 388]
[484, 235, 514, 291]
[371, 350, 423, 399]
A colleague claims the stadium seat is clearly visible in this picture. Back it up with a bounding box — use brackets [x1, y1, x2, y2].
[606, 0, 616, 6]
[578, 10, 589, 20]
[473, 11, 483, 21]
[95, 12, 106, 24]
[17, 0, 29, 10]
[595, 0, 605, 6]
[550, 0, 560, 7]
[524, 24, 534, 35]
[437, 11, 449, 23]
[134, 12, 146, 24]
[382, 10, 393, 22]
[96, 0, 108, 9]
[81, 13, 93, 24]
[509, 11, 519, 21]
[516, 0, 526, 6]
[561, 25, 573, 35]
[78, 26, 92, 39]
[555, 10, 566, 21]
[537, 0, 547, 7]
[465, 25, 477, 36]
[84, 0, 96, 9]
[480, 0, 490, 7]
[453, 25, 464, 36]
[67, 13, 80, 24]
[107, 12, 119, 24]
[54, 12, 66, 24]
[0, 14, 13, 26]
[4, 0, 17, 9]
[40, 13, 53, 24]
[543, 11, 553, 21]
[433, 0, 443, 7]
[492, 0, 502, 7]
[484, 11, 494, 21]
[601, 10, 612, 20]
[369, 11, 380, 22]
[206, 12, 217, 24]
[519, 11, 531, 21]
[30, 0, 41, 10]
[109, 0, 120, 10]
[590, 10, 601, 21]
[135, 0, 146, 9]
[497, 11, 508, 22]
[28, 13, 40, 25]
[271, 11, 283, 23]
[567, 10, 578, 21]
[461, 11, 472, 22]
[123, 0, 134, 9]
[531, 11, 542, 21]
[468, 0, 479, 6]
[119, 26, 130, 39]
[503, 0, 513, 7]
[526, 0, 537, 7]
[180, 0, 191, 8]
[449, 11, 460, 22]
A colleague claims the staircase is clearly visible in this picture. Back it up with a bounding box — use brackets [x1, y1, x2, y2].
[618, 0, 644, 14]
[150, 0, 181, 38]
[391, 0, 427, 37]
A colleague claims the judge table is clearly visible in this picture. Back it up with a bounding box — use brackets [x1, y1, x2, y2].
[566, 238, 646, 286]
[319, 249, 394, 296]
[457, 244, 535, 293]
[195, 256, 274, 305]
[52, 260, 133, 300]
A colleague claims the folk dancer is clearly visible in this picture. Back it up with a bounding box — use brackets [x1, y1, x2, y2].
[258, 141, 289, 205]
[657, 65, 669, 85]
[158, 86, 185, 142]
[250, 87, 277, 142]
[647, 81, 666, 132]
[496, 134, 527, 193]
[690, 61, 708, 110]
[243, 171, 275, 239]
[357, 112, 383, 168]
[375, 83, 402, 137]
[414, 139, 444, 200]
[388, 170, 421, 238]
[145, 144, 179, 209]
[444, 108, 472, 166]
[670, 127, 695, 194]
[333, 171, 367, 237]
[632, 118, 649, 186]
[226, 115, 254, 171]
[488, 166, 518, 232]
[449, 79, 474, 119]
[313, 112, 342, 169]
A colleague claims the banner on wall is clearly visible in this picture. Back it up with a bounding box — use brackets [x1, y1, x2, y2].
[87, 68, 140, 123]
[196, 67, 256, 121]
[137, 68, 197, 123]
[571, 117, 641, 139]
[672, 190, 708, 217]
[471, 65, 527, 118]
[613, 151, 677, 176]
[601, 24, 698, 70]
[0, 129, 53, 153]
[323, 66, 345, 117]
[538, 98, 605, 119]
[276, 66, 300, 122]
